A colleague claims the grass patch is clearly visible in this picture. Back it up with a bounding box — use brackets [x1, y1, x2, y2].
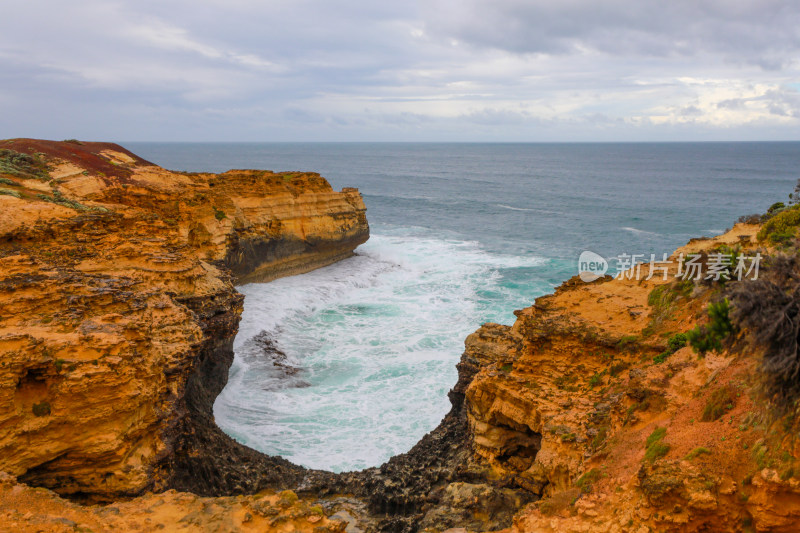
[575, 468, 602, 493]
[560, 432, 576, 443]
[617, 335, 639, 352]
[644, 426, 670, 462]
[591, 426, 609, 450]
[588, 370, 605, 388]
[752, 442, 769, 469]
[0, 188, 21, 198]
[554, 374, 579, 392]
[702, 386, 736, 421]
[36, 190, 101, 212]
[685, 447, 712, 460]
[0, 177, 17, 186]
[653, 332, 689, 364]
[213, 207, 227, 220]
[643, 280, 694, 336]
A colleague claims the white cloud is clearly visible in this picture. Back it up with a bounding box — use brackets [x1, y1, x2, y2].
[0, 0, 798, 140]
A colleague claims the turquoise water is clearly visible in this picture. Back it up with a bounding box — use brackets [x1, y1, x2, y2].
[128, 142, 800, 471]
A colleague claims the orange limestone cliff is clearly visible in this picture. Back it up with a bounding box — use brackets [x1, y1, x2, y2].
[0, 139, 368, 499]
[3, 140, 800, 533]
[460, 224, 800, 532]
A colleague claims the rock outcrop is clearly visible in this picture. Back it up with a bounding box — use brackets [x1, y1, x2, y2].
[3, 139, 800, 533]
[0, 139, 368, 499]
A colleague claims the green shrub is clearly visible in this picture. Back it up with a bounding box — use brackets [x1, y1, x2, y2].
[0, 149, 50, 180]
[0, 177, 17, 185]
[653, 332, 689, 364]
[667, 332, 688, 352]
[758, 205, 800, 244]
[0, 188, 21, 198]
[653, 352, 669, 364]
[214, 207, 227, 220]
[768, 202, 786, 215]
[727, 254, 800, 413]
[687, 299, 734, 355]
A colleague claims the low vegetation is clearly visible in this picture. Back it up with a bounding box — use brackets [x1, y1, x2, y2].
[757, 205, 800, 245]
[687, 299, 734, 355]
[685, 447, 712, 460]
[702, 386, 736, 421]
[644, 427, 670, 462]
[0, 149, 49, 180]
[653, 332, 688, 364]
[575, 468, 602, 493]
[728, 253, 800, 413]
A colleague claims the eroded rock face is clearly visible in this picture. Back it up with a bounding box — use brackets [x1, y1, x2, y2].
[0, 139, 368, 499]
[4, 142, 800, 533]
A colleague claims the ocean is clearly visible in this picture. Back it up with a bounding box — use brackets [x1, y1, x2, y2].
[127, 142, 800, 472]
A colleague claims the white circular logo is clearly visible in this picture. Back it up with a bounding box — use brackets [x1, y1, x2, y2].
[578, 251, 608, 282]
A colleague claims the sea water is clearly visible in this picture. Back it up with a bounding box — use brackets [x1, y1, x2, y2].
[128, 142, 800, 471]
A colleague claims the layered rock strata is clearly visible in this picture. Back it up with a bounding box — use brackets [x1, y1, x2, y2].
[0, 139, 368, 499]
[3, 139, 800, 533]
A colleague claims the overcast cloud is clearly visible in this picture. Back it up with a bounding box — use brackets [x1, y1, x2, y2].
[0, 0, 798, 141]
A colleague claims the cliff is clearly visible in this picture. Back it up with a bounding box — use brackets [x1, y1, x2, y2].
[2, 140, 800, 533]
[0, 139, 368, 499]
[463, 224, 800, 533]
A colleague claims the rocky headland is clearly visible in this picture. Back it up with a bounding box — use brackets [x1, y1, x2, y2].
[2, 140, 800, 532]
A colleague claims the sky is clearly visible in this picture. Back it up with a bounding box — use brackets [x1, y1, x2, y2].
[1, 0, 799, 142]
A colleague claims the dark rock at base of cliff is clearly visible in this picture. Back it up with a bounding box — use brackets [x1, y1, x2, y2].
[300, 373, 535, 532]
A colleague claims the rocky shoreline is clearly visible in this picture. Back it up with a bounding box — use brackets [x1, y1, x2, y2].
[3, 140, 800, 532]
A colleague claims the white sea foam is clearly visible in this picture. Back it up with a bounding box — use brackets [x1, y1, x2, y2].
[213, 230, 546, 472]
[496, 203, 536, 212]
[621, 226, 660, 236]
